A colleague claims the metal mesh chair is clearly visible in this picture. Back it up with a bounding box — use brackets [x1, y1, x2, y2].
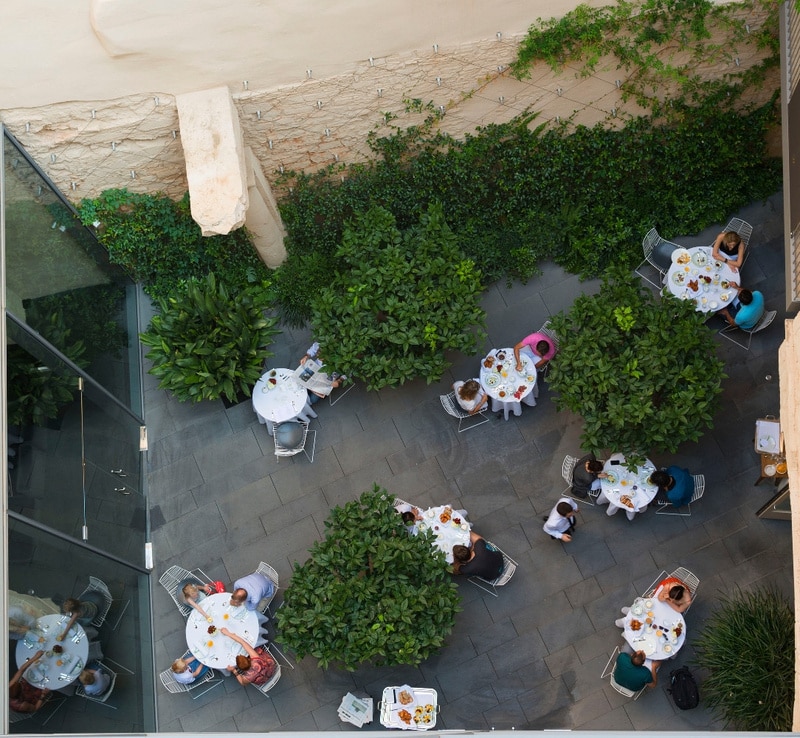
[251, 645, 283, 697]
[75, 661, 117, 709]
[255, 561, 279, 613]
[78, 576, 113, 628]
[440, 391, 490, 432]
[719, 309, 777, 350]
[720, 217, 753, 266]
[655, 474, 705, 516]
[636, 228, 679, 288]
[273, 420, 316, 462]
[468, 542, 518, 596]
[601, 646, 647, 700]
[158, 565, 213, 618]
[159, 664, 222, 699]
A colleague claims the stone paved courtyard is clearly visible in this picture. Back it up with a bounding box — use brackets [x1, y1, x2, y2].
[148, 192, 793, 733]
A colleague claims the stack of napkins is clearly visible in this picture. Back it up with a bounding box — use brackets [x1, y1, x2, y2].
[338, 692, 373, 727]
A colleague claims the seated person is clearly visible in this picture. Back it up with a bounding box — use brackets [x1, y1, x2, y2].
[571, 453, 607, 499]
[58, 592, 106, 640]
[651, 467, 693, 508]
[613, 650, 659, 691]
[543, 497, 579, 542]
[452, 379, 488, 415]
[395, 502, 422, 535]
[171, 653, 210, 684]
[231, 571, 275, 612]
[78, 664, 111, 696]
[220, 628, 277, 686]
[513, 332, 556, 372]
[8, 589, 59, 641]
[181, 582, 216, 620]
[451, 531, 504, 579]
[9, 650, 50, 713]
[298, 341, 342, 404]
[655, 576, 692, 613]
[717, 285, 764, 330]
[711, 230, 745, 270]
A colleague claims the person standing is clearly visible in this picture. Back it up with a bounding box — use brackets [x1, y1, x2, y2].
[543, 497, 579, 542]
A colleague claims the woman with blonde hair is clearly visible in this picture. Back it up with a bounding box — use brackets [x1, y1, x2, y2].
[711, 230, 745, 270]
[171, 653, 208, 684]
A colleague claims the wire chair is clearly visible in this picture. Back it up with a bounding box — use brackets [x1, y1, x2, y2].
[468, 542, 518, 597]
[655, 474, 705, 516]
[718, 309, 777, 351]
[440, 391, 490, 432]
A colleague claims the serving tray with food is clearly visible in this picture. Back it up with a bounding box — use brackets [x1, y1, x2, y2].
[380, 686, 438, 730]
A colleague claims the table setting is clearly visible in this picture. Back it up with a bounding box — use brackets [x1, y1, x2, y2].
[478, 348, 537, 420]
[598, 453, 658, 519]
[416, 505, 470, 564]
[16, 613, 89, 687]
[185, 592, 259, 668]
[665, 246, 741, 313]
[622, 595, 686, 661]
[252, 367, 311, 432]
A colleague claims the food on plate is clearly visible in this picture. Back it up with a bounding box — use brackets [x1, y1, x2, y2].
[497, 352, 506, 361]
[693, 251, 708, 266]
[676, 251, 691, 264]
[498, 390, 506, 397]
[439, 510, 452, 524]
[398, 709, 413, 724]
[674, 624, 683, 637]
[687, 279, 699, 292]
[720, 280, 729, 289]
[414, 704, 435, 725]
[629, 619, 642, 631]
[483, 358, 494, 368]
[619, 495, 633, 508]
[777, 462, 788, 475]
[672, 271, 686, 285]
[207, 625, 217, 634]
[605, 473, 617, 485]
[398, 690, 414, 705]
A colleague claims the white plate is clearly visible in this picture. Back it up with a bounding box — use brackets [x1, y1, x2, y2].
[672, 249, 691, 265]
[759, 436, 777, 451]
[671, 271, 686, 285]
[692, 251, 708, 266]
[642, 639, 656, 656]
[664, 644, 672, 654]
[709, 301, 718, 309]
[764, 464, 777, 477]
[484, 374, 500, 388]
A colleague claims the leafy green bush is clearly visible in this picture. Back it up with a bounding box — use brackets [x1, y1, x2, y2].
[547, 267, 725, 454]
[309, 204, 486, 390]
[139, 273, 280, 403]
[694, 587, 794, 731]
[78, 189, 269, 300]
[275, 485, 462, 670]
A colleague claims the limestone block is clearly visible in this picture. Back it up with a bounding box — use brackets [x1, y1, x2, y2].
[176, 87, 248, 235]
[244, 147, 287, 268]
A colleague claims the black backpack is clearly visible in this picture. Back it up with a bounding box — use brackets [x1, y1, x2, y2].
[667, 666, 699, 710]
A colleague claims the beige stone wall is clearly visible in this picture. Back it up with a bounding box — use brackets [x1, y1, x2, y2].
[0, 1, 776, 207]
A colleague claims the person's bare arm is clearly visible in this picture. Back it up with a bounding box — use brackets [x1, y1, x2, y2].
[711, 232, 725, 260]
[10, 651, 44, 686]
[513, 342, 526, 371]
[186, 597, 211, 621]
[468, 530, 482, 544]
[219, 627, 259, 659]
[649, 660, 660, 687]
[58, 613, 79, 641]
[469, 393, 488, 415]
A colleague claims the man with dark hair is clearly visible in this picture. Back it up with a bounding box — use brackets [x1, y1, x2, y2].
[543, 497, 579, 541]
[613, 649, 659, 691]
[718, 284, 765, 330]
[651, 466, 693, 508]
[571, 452, 608, 499]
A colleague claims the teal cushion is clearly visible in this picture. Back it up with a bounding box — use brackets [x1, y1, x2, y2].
[276, 422, 305, 449]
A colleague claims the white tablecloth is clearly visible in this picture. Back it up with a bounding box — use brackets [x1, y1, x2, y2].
[622, 596, 686, 661]
[16, 614, 89, 687]
[479, 348, 537, 419]
[185, 593, 259, 668]
[252, 368, 309, 426]
[417, 506, 470, 564]
[599, 453, 657, 517]
[665, 246, 741, 313]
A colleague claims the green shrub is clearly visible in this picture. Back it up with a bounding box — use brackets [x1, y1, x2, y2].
[275, 485, 462, 670]
[139, 273, 279, 404]
[694, 587, 794, 731]
[547, 266, 725, 454]
[78, 189, 269, 300]
[309, 203, 486, 390]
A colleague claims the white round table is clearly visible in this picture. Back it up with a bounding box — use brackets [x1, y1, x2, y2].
[598, 453, 657, 519]
[479, 349, 537, 420]
[622, 596, 686, 661]
[417, 506, 470, 564]
[16, 614, 89, 687]
[185, 592, 259, 668]
[665, 246, 741, 313]
[252, 368, 310, 431]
